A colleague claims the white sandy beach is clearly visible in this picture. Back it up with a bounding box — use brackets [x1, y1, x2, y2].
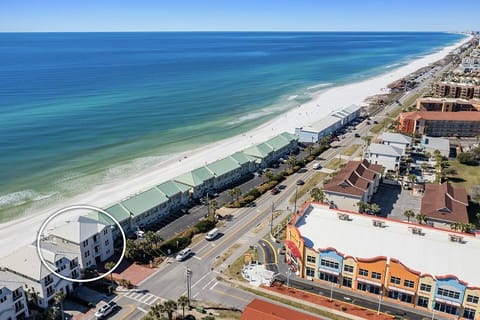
[0, 35, 471, 258]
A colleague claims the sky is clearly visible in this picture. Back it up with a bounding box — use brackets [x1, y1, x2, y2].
[0, 0, 479, 32]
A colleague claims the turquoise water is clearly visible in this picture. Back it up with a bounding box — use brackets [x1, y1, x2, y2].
[0, 32, 465, 221]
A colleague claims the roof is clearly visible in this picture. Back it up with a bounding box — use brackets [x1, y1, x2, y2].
[265, 133, 295, 151]
[1, 245, 64, 281]
[367, 143, 403, 157]
[279, 131, 298, 142]
[175, 167, 215, 188]
[420, 136, 450, 152]
[122, 188, 169, 216]
[229, 152, 256, 165]
[302, 115, 340, 133]
[156, 180, 190, 197]
[0, 270, 25, 292]
[323, 160, 383, 197]
[294, 204, 480, 286]
[87, 203, 131, 225]
[241, 299, 323, 320]
[381, 132, 412, 145]
[207, 157, 240, 177]
[243, 143, 273, 159]
[400, 111, 480, 121]
[50, 216, 109, 244]
[421, 182, 469, 224]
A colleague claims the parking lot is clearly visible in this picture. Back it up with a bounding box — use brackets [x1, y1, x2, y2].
[372, 183, 422, 221]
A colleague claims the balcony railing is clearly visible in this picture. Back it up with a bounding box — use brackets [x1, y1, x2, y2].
[15, 303, 25, 312]
[44, 278, 54, 286]
[12, 293, 22, 301]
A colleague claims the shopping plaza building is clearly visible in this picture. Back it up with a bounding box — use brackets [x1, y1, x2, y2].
[285, 203, 480, 319]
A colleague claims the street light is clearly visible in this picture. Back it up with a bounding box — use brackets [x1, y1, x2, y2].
[329, 280, 334, 302]
[184, 266, 192, 308]
[377, 292, 383, 315]
[286, 267, 292, 289]
[293, 185, 298, 214]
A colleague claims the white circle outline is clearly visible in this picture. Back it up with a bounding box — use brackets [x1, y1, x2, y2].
[36, 205, 127, 283]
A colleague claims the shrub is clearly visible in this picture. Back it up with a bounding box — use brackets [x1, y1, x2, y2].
[247, 188, 261, 198]
[194, 219, 216, 233]
[458, 152, 478, 165]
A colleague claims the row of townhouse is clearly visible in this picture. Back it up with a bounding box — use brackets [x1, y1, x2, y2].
[89, 132, 298, 237]
[295, 105, 362, 143]
[286, 203, 480, 319]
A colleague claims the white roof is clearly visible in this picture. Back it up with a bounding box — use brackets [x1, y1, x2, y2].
[367, 143, 403, 157]
[50, 216, 108, 244]
[1, 245, 60, 281]
[421, 135, 450, 152]
[381, 132, 412, 145]
[0, 270, 25, 291]
[303, 115, 340, 133]
[295, 204, 480, 286]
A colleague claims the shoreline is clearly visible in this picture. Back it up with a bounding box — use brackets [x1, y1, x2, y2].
[0, 35, 471, 258]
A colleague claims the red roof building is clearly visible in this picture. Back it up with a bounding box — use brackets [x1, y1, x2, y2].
[240, 299, 324, 320]
[421, 182, 469, 224]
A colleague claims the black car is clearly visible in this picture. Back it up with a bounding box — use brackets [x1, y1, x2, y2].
[354, 133, 361, 138]
[296, 179, 305, 185]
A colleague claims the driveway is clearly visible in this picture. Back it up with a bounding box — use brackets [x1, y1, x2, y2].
[371, 183, 422, 221]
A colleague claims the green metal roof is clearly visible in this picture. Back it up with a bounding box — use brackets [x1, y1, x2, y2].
[175, 167, 214, 188]
[102, 204, 131, 223]
[207, 157, 240, 176]
[121, 188, 169, 216]
[243, 143, 273, 159]
[265, 135, 291, 151]
[229, 151, 256, 165]
[156, 180, 189, 197]
[280, 131, 297, 142]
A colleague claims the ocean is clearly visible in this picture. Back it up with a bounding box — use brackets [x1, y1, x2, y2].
[0, 32, 465, 222]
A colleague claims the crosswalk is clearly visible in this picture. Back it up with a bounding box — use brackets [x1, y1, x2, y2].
[123, 290, 162, 306]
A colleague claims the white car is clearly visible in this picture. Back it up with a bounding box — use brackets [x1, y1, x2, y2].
[176, 248, 192, 261]
[94, 302, 116, 319]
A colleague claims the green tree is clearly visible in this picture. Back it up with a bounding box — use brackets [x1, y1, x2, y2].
[104, 261, 116, 285]
[53, 291, 65, 320]
[233, 188, 242, 201]
[310, 188, 325, 203]
[357, 201, 369, 213]
[369, 203, 381, 215]
[450, 222, 461, 231]
[209, 200, 219, 220]
[265, 171, 275, 182]
[415, 214, 427, 224]
[286, 155, 297, 169]
[125, 239, 140, 261]
[403, 210, 415, 223]
[227, 189, 235, 202]
[177, 295, 189, 319]
[408, 174, 417, 183]
[162, 300, 178, 320]
[306, 145, 314, 156]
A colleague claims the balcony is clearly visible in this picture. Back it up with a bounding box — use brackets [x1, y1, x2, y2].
[12, 292, 22, 301]
[44, 277, 54, 286]
[15, 302, 25, 313]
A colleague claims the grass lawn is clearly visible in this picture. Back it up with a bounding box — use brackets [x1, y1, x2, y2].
[447, 160, 480, 197]
[289, 172, 327, 204]
[342, 144, 361, 157]
[324, 158, 346, 170]
[224, 245, 257, 281]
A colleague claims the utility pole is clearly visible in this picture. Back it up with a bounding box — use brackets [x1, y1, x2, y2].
[329, 281, 334, 302]
[270, 202, 274, 235]
[286, 267, 292, 289]
[293, 185, 298, 214]
[184, 266, 192, 308]
[206, 193, 210, 218]
[377, 292, 383, 315]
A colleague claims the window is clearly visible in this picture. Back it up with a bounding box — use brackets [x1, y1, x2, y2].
[467, 295, 479, 304]
[390, 276, 401, 285]
[371, 272, 382, 280]
[105, 239, 110, 246]
[357, 282, 380, 295]
[388, 290, 412, 303]
[82, 239, 89, 247]
[417, 296, 429, 308]
[306, 267, 315, 277]
[84, 250, 91, 258]
[307, 256, 316, 263]
[358, 269, 368, 277]
[46, 286, 54, 296]
[437, 288, 460, 300]
[320, 259, 339, 269]
[463, 308, 476, 320]
[419, 283, 431, 292]
[104, 228, 108, 235]
[434, 302, 457, 315]
[342, 277, 352, 288]
[319, 272, 338, 283]
[343, 265, 354, 273]
[404, 280, 415, 288]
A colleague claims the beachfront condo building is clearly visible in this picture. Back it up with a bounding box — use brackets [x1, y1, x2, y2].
[434, 82, 480, 99]
[416, 97, 480, 112]
[364, 143, 403, 172]
[44, 216, 114, 270]
[285, 203, 480, 319]
[379, 132, 412, 154]
[0, 271, 30, 320]
[1, 245, 80, 309]
[323, 160, 382, 212]
[397, 111, 480, 137]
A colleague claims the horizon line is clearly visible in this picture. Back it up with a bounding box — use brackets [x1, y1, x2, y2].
[0, 30, 469, 34]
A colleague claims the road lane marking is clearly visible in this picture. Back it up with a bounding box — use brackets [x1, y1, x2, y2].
[137, 306, 148, 313]
[211, 288, 251, 303]
[192, 271, 211, 289]
[263, 239, 278, 265]
[210, 281, 219, 290]
[202, 277, 216, 290]
[120, 304, 136, 320]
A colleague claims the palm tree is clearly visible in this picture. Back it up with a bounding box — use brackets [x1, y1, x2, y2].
[408, 174, 417, 184]
[369, 203, 381, 215]
[403, 210, 415, 223]
[177, 295, 189, 319]
[450, 222, 461, 231]
[265, 171, 275, 182]
[209, 200, 218, 220]
[104, 261, 116, 285]
[233, 188, 242, 201]
[415, 214, 427, 224]
[310, 188, 324, 203]
[53, 291, 65, 320]
[227, 189, 235, 202]
[162, 300, 177, 320]
[125, 239, 139, 261]
[286, 155, 297, 170]
[306, 145, 314, 157]
[148, 303, 163, 319]
[356, 201, 368, 213]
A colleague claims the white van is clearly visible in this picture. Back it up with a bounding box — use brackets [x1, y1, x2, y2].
[312, 162, 322, 170]
[175, 248, 192, 261]
[205, 228, 219, 241]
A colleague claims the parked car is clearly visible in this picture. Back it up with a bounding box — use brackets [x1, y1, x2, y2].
[296, 179, 305, 185]
[373, 120, 378, 124]
[176, 248, 192, 261]
[270, 187, 280, 195]
[354, 133, 361, 138]
[95, 302, 116, 319]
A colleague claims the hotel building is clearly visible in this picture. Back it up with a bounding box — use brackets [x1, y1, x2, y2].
[434, 82, 480, 100]
[0, 272, 30, 320]
[416, 97, 480, 112]
[285, 203, 480, 319]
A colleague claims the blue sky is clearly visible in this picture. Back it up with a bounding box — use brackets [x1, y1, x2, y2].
[1, 0, 479, 32]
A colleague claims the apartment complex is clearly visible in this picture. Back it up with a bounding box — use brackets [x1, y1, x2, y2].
[416, 97, 480, 112]
[323, 160, 383, 212]
[1, 245, 80, 309]
[397, 111, 480, 137]
[285, 203, 480, 319]
[434, 82, 480, 99]
[0, 272, 29, 320]
[365, 143, 403, 171]
[421, 182, 469, 225]
[45, 216, 114, 270]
